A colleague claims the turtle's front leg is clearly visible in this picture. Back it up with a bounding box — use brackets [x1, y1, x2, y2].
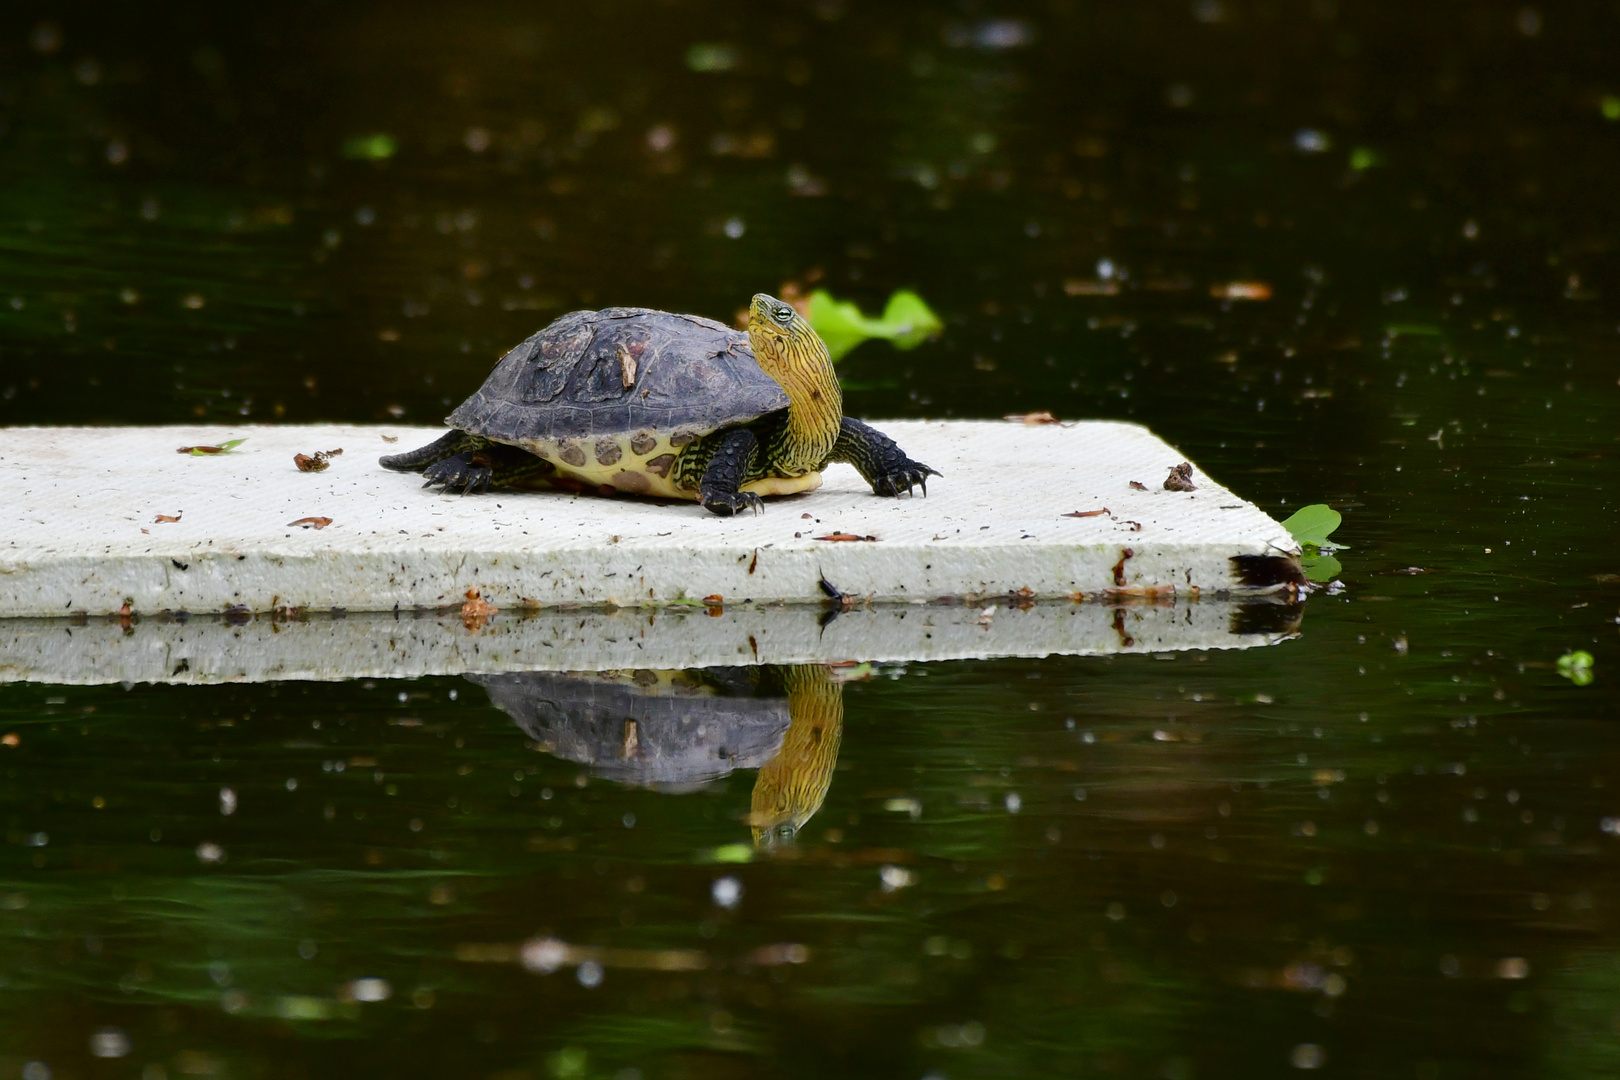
[698, 429, 764, 516]
[827, 417, 940, 497]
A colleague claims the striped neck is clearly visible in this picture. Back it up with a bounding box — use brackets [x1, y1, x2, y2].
[746, 294, 842, 474]
[750, 665, 844, 847]
[773, 354, 842, 473]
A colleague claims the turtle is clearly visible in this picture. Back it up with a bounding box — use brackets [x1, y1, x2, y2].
[379, 293, 938, 515]
[472, 664, 843, 847]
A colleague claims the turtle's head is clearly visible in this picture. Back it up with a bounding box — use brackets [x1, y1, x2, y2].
[746, 294, 829, 379]
[746, 294, 841, 461]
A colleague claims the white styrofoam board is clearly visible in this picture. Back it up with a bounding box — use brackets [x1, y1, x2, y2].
[0, 598, 1303, 686]
[0, 421, 1301, 620]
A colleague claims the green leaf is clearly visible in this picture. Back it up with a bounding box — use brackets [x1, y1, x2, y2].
[1557, 650, 1595, 686]
[189, 438, 246, 456]
[685, 43, 738, 73]
[700, 843, 755, 864]
[1350, 146, 1383, 170]
[1301, 552, 1342, 583]
[878, 290, 944, 349]
[1280, 504, 1343, 549]
[808, 289, 942, 362]
[341, 134, 398, 161]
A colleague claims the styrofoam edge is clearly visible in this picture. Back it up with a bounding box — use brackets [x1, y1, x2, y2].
[0, 541, 1301, 621]
[0, 596, 1304, 685]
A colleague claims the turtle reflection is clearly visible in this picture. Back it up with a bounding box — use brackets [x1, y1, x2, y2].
[469, 664, 842, 846]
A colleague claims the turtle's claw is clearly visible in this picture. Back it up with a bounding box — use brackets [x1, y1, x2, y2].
[702, 490, 764, 517]
[422, 455, 493, 494]
[875, 461, 939, 499]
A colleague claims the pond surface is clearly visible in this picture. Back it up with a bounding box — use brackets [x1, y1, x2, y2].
[2, 3, 1619, 1077]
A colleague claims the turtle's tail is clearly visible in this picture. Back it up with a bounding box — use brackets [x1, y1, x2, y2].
[380, 430, 472, 472]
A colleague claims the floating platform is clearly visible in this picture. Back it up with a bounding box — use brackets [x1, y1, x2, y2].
[0, 421, 1302, 625]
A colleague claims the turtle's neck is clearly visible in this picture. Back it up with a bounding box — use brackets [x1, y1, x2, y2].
[772, 356, 842, 473]
[746, 295, 844, 473]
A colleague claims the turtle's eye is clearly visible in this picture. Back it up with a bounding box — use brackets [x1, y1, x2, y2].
[774, 306, 794, 324]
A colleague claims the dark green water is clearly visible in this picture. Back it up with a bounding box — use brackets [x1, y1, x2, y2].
[3, 3, 1619, 1077]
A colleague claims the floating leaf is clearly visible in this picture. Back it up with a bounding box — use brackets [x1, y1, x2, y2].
[701, 843, 754, 864]
[808, 289, 942, 362]
[685, 43, 739, 72]
[1557, 650, 1595, 686]
[1350, 146, 1383, 170]
[342, 134, 397, 161]
[1280, 504, 1345, 549]
[1301, 552, 1342, 583]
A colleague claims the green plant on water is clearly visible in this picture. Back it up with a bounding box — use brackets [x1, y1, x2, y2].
[341, 133, 398, 161]
[1557, 650, 1595, 686]
[685, 43, 739, 73]
[1280, 504, 1347, 584]
[807, 289, 942, 363]
[549, 1047, 589, 1078]
[1350, 146, 1383, 170]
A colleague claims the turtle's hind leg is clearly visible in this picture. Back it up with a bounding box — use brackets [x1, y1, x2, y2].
[827, 418, 940, 497]
[380, 430, 473, 472]
[421, 440, 556, 495]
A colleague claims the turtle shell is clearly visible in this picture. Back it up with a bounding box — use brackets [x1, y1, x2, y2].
[470, 669, 790, 791]
[448, 307, 788, 445]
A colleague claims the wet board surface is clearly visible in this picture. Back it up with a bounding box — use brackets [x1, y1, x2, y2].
[0, 422, 1302, 620]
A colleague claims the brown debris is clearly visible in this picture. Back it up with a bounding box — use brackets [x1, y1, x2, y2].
[1063, 278, 1120, 296]
[1112, 548, 1135, 588]
[381, 434, 399, 443]
[1063, 508, 1111, 518]
[815, 533, 878, 542]
[176, 444, 226, 454]
[1163, 462, 1196, 491]
[1004, 411, 1059, 425]
[460, 588, 497, 631]
[1129, 481, 1149, 491]
[286, 517, 333, 529]
[153, 513, 181, 523]
[1210, 281, 1273, 301]
[295, 448, 343, 473]
[616, 343, 637, 388]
